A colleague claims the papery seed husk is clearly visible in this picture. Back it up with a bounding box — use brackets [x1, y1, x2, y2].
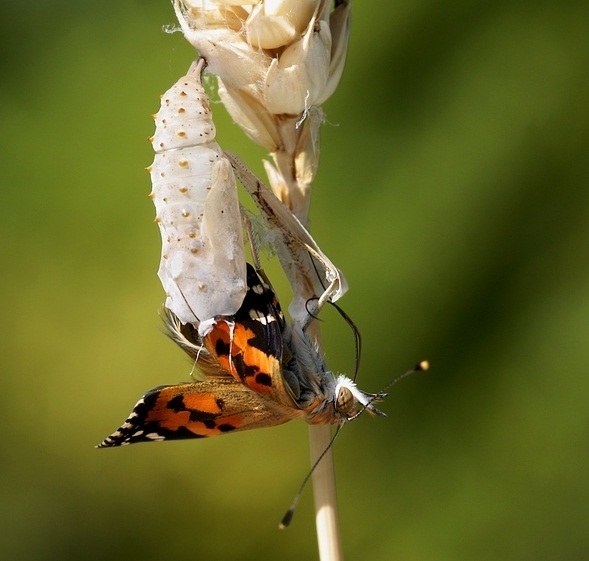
[263, 16, 331, 115]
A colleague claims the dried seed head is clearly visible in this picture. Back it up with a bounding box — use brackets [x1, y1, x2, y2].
[174, 0, 350, 150]
[245, 0, 318, 50]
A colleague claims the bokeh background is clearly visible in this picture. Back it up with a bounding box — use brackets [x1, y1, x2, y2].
[2, 1, 588, 560]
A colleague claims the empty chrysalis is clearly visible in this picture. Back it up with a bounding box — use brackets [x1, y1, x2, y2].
[148, 59, 247, 333]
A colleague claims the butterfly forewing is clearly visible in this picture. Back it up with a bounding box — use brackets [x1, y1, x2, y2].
[202, 264, 300, 408]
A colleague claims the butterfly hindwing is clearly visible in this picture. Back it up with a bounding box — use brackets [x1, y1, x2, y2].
[97, 378, 297, 447]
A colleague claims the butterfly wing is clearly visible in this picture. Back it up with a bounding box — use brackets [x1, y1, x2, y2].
[98, 267, 299, 449]
[97, 377, 298, 447]
[204, 264, 298, 408]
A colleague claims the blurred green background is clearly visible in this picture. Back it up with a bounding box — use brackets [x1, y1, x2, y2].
[2, 1, 588, 560]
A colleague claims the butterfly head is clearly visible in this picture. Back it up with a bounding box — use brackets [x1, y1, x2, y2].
[334, 375, 386, 420]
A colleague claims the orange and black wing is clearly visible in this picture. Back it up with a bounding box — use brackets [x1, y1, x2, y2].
[97, 377, 296, 447]
[204, 264, 297, 407]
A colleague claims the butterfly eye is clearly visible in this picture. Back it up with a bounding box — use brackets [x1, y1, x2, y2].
[336, 385, 355, 417]
[149, 59, 247, 330]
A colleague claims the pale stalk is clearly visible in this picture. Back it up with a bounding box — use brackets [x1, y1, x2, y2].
[309, 408, 344, 561]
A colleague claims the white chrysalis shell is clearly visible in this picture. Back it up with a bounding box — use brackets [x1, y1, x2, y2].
[149, 60, 247, 332]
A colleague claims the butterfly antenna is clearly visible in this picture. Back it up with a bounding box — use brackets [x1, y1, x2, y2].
[382, 360, 430, 393]
[329, 300, 362, 380]
[348, 360, 430, 421]
[281, 362, 429, 526]
[303, 297, 362, 380]
[279, 425, 343, 529]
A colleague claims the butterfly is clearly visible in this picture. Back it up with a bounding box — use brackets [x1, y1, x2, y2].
[97, 263, 384, 447]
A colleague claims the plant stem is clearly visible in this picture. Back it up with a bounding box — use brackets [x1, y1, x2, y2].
[309, 424, 344, 561]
